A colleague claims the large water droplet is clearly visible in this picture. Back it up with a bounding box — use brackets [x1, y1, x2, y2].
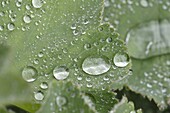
[23, 15, 31, 23]
[56, 96, 67, 107]
[53, 66, 69, 80]
[22, 66, 38, 82]
[82, 56, 111, 75]
[34, 91, 44, 101]
[113, 52, 129, 67]
[32, 0, 43, 8]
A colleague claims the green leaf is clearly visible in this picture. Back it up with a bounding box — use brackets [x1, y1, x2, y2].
[36, 81, 97, 113]
[86, 91, 118, 113]
[127, 55, 170, 109]
[103, 0, 170, 109]
[103, 0, 170, 59]
[0, 44, 10, 74]
[0, 72, 31, 106]
[109, 97, 142, 113]
[0, 107, 8, 113]
[0, 0, 132, 112]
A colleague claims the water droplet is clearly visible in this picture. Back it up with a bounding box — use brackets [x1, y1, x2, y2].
[77, 75, 82, 81]
[84, 43, 91, 50]
[32, 0, 43, 8]
[82, 19, 89, 25]
[113, 52, 129, 67]
[0, 25, 4, 31]
[23, 15, 31, 23]
[56, 96, 67, 107]
[22, 66, 38, 82]
[34, 59, 39, 64]
[38, 52, 44, 58]
[7, 23, 15, 31]
[34, 91, 44, 101]
[53, 66, 69, 80]
[82, 56, 111, 75]
[73, 29, 79, 35]
[40, 82, 48, 89]
[70, 23, 76, 29]
[140, 0, 148, 7]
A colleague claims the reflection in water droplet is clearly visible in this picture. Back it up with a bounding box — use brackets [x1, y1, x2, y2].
[34, 91, 44, 101]
[22, 66, 38, 82]
[82, 56, 111, 75]
[56, 96, 67, 107]
[32, 0, 43, 8]
[7, 23, 15, 31]
[23, 15, 31, 23]
[40, 82, 48, 89]
[113, 52, 129, 67]
[53, 66, 69, 80]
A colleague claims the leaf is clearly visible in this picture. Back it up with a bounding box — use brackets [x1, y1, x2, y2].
[0, 72, 31, 106]
[103, 0, 170, 109]
[0, 0, 132, 112]
[109, 97, 142, 113]
[0, 44, 10, 74]
[36, 81, 98, 113]
[103, 0, 170, 59]
[0, 107, 8, 113]
[127, 55, 170, 109]
[86, 91, 118, 113]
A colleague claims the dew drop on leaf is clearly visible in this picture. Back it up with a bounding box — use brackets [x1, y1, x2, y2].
[113, 52, 129, 67]
[53, 66, 69, 80]
[38, 52, 44, 58]
[40, 82, 48, 89]
[0, 25, 4, 31]
[56, 96, 67, 107]
[7, 23, 15, 31]
[34, 91, 44, 101]
[32, 0, 43, 8]
[82, 56, 111, 75]
[23, 15, 31, 23]
[70, 23, 76, 30]
[22, 66, 38, 82]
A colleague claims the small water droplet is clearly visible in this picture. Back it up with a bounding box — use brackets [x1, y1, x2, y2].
[70, 23, 76, 29]
[38, 52, 44, 58]
[56, 96, 67, 107]
[32, 0, 43, 8]
[22, 66, 38, 82]
[113, 52, 129, 67]
[34, 91, 44, 101]
[34, 59, 39, 64]
[82, 19, 89, 25]
[82, 56, 111, 75]
[73, 29, 79, 35]
[40, 82, 48, 89]
[77, 75, 82, 81]
[23, 15, 31, 23]
[86, 83, 93, 88]
[7, 23, 15, 31]
[84, 43, 91, 50]
[53, 66, 69, 80]
[0, 25, 4, 31]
